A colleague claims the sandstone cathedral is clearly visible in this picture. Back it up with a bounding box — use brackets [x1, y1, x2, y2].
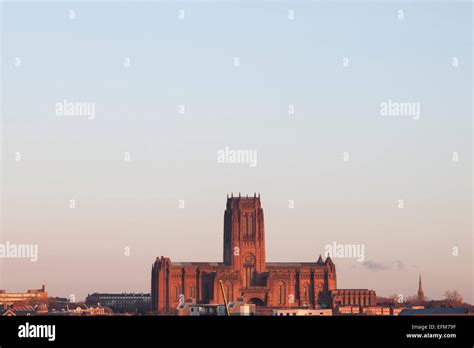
[151, 195, 376, 313]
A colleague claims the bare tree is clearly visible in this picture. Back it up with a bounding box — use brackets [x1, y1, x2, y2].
[443, 290, 463, 307]
[405, 295, 418, 304]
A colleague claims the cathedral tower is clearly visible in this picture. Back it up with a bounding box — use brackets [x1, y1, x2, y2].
[223, 193, 266, 287]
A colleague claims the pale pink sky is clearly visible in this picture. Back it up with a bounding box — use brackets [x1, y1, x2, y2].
[1, 1, 472, 303]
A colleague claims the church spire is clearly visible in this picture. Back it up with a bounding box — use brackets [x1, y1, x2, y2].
[417, 273, 425, 301]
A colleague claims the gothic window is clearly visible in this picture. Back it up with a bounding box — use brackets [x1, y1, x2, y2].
[303, 285, 308, 301]
[244, 266, 253, 288]
[278, 282, 286, 305]
[244, 213, 253, 238]
[243, 254, 255, 288]
[317, 284, 323, 294]
[245, 213, 249, 238]
[175, 286, 180, 300]
[190, 286, 195, 299]
[225, 283, 233, 302]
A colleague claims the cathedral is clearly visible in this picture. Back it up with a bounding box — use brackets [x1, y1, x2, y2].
[151, 195, 376, 313]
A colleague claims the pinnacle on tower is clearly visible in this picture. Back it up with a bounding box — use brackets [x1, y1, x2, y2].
[317, 254, 324, 264]
[325, 254, 333, 264]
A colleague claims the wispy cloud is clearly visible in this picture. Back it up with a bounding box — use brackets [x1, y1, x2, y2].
[362, 259, 405, 272]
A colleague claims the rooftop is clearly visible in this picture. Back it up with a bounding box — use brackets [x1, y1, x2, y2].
[399, 308, 469, 316]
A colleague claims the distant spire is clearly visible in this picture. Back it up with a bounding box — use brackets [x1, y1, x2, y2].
[417, 273, 425, 301]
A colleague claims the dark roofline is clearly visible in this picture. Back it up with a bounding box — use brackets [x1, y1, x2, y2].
[266, 262, 325, 267]
[87, 293, 150, 297]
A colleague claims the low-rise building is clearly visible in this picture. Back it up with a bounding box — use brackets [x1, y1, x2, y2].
[273, 308, 333, 316]
[0, 305, 36, 316]
[0, 286, 48, 305]
[178, 303, 227, 316]
[177, 298, 256, 316]
[337, 305, 422, 316]
[399, 308, 468, 316]
[86, 293, 150, 314]
[66, 304, 105, 316]
[361, 306, 391, 316]
[392, 307, 405, 316]
[228, 300, 255, 316]
[336, 306, 361, 315]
